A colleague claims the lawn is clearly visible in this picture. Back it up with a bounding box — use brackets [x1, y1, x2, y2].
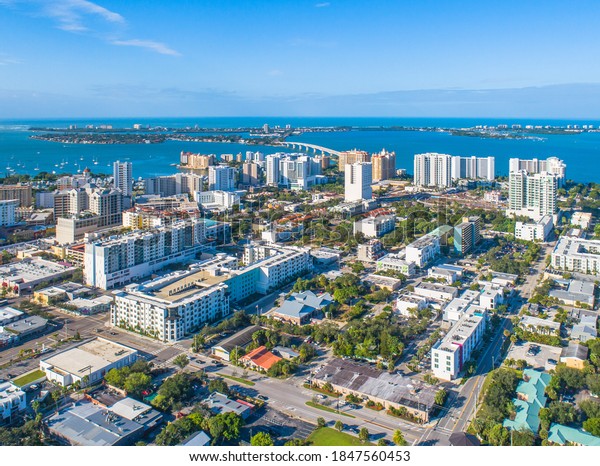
[306, 401, 355, 418]
[307, 427, 371, 446]
[12, 369, 46, 387]
[217, 373, 255, 386]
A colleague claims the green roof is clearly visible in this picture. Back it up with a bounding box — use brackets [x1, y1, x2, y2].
[503, 369, 551, 433]
[548, 424, 600, 446]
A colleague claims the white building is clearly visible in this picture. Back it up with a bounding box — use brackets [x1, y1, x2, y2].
[571, 212, 592, 231]
[396, 293, 428, 316]
[358, 240, 385, 262]
[413, 153, 452, 188]
[40, 338, 138, 387]
[405, 234, 441, 268]
[428, 264, 464, 284]
[507, 170, 558, 221]
[432, 307, 487, 380]
[345, 162, 372, 202]
[0, 199, 18, 227]
[509, 157, 566, 187]
[515, 215, 554, 242]
[113, 161, 133, 196]
[0, 381, 26, 422]
[376, 253, 416, 276]
[413, 282, 458, 302]
[552, 237, 600, 275]
[208, 165, 236, 192]
[451, 156, 495, 181]
[84, 219, 208, 290]
[195, 190, 240, 211]
[354, 214, 395, 238]
[266, 154, 281, 186]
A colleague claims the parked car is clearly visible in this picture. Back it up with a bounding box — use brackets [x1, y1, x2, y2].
[257, 394, 269, 401]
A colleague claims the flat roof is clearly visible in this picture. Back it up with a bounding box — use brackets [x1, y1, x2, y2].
[0, 306, 24, 322]
[521, 315, 561, 330]
[42, 338, 137, 377]
[415, 282, 457, 294]
[212, 325, 262, 353]
[5, 315, 47, 334]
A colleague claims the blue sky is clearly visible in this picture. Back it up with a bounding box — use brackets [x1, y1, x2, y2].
[1, 0, 600, 117]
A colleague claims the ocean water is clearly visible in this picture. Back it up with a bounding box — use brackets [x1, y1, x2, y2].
[0, 117, 599, 182]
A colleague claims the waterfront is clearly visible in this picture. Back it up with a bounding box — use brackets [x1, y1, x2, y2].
[2, 117, 600, 182]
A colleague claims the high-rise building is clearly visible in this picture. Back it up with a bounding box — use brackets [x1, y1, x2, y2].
[507, 170, 557, 220]
[0, 199, 18, 227]
[208, 166, 236, 192]
[0, 184, 32, 207]
[242, 162, 260, 186]
[179, 152, 215, 170]
[345, 162, 372, 202]
[266, 154, 281, 186]
[454, 216, 482, 255]
[338, 149, 370, 172]
[371, 149, 396, 182]
[413, 153, 452, 188]
[144, 173, 203, 197]
[451, 156, 495, 181]
[113, 161, 132, 196]
[509, 157, 566, 186]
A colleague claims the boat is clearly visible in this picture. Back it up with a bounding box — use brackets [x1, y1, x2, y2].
[34, 164, 39, 171]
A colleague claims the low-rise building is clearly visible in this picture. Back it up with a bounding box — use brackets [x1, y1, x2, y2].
[311, 358, 437, 421]
[0, 382, 26, 424]
[40, 338, 138, 387]
[396, 293, 428, 317]
[354, 214, 395, 238]
[363, 274, 402, 291]
[549, 279, 595, 308]
[548, 424, 600, 446]
[375, 253, 415, 276]
[520, 315, 561, 336]
[571, 212, 592, 231]
[211, 325, 262, 361]
[552, 237, 600, 275]
[271, 290, 333, 325]
[515, 215, 553, 242]
[204, 392, 252, 419]
[428, 264, 464, 284]
[0, 306, 24, 326]
[2, 315, 48, 340]
[357, 240, 385, 262]
[413, 282, 458, 302]
[431, 307, 487, 380]
[503, 369, 550, 433]
[560, 342, 589, 369]
[479, 285, 504, 310]
[571, 314, 598, 342]
[240, 345, 281, 371]
[0, 258, 76, 295]
[405, 234, 441, 268]
[310, 247, 342, 265]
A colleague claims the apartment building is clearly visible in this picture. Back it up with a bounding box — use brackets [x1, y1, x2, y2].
[345, 162, 372, 202]
[507, 170, 558, 221]
[413, 153, 452, 188]
[405, 233, 441, 267]
[551, 237, 600, 275]
[0, 184, 32, 207]
[515, 215, 554, 242]
[371, 149, 396, 182]
[509, 157, 566, 186]
[451, 156, 495, 181]
[338, 149, 370, 172]
[354, 214, 396, 238]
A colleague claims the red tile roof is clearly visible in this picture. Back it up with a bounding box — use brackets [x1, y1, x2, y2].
[241, 345, 281, 370]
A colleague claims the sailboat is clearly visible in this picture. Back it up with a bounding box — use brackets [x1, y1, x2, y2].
[34, 164, 39, 171]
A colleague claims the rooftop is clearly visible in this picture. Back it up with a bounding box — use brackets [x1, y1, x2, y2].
[212, 325, 262, 353]
[240, 345, 281, 370]
[41, 338, 137, 376]
[503, 369, 551, 433]
[561, 341, 589, 361]
[548, 424, 600, 446]
[4, 315, 47, 334]
[0, 306, 24, 323]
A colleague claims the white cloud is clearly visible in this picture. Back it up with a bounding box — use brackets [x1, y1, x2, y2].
[315, 2, 330, 7]
[0, 0, 180, 56]
[111, 39, 181, 56]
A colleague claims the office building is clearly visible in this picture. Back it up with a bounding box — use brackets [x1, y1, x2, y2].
[515, 215, 554, 242]
[551, 237, 600, 275]
[113, 161, 132, 196]
[354, 214, 395, 238]
[0, 199, 18, 227]
[509, 157, 566, 186]
[431, 306, 487, 380]
[507, 170, 558, 221]
[40, 338, 138, 387]
[413, 153, 452, 188]
[371, 149, 396, 182]
[208, 166, 236, 192]
[344, 162, 372, 202]
[451, 156, 495, 181]
[405, 233, 441, 267]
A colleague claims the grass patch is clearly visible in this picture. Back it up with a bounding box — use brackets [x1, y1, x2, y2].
[303, 383, 339, 397]
[307, 427, 372, 446]
[305, 401, 355, 418]
[12, 369, 46, 387]
[216, 373, 255, 386]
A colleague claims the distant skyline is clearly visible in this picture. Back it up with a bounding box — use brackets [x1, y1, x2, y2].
[2, 1, 600, 117]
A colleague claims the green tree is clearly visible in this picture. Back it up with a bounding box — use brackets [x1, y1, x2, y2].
[377, 438, 387, 446]
[583, 417, 600, 437]
[434, 388, 447, 406]
[124, 372, 152, 398]
[317, 417, 326, 428]
[511, 429, 535, 446]
[173, 354, 190, 370]
[393, 429, 408, 446]
[358, 427, 370, 443]
[104, 367, 130, 388]
[192, 334, 206, 353]
[250, 432, 274, 446]
[208, 378, 230, 395]
[334, 420, 344, 432]
[487, 424, 509, 446]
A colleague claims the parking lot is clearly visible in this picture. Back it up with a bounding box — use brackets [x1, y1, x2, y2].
[506, 341, 562, 371]
[241, 406, 315, 445]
